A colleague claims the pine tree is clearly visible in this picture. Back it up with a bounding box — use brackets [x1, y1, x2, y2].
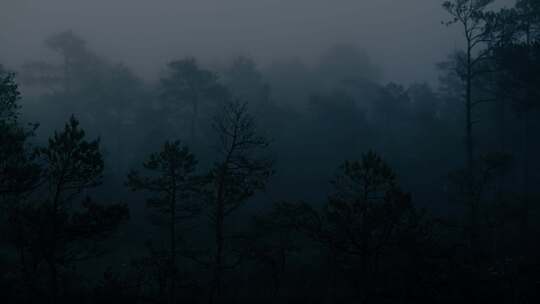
[127, 140, 201, 304]
[32, 116, 128, 303]
[207, 100, 273, 303]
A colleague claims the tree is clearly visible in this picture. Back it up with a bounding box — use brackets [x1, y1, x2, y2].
[29, 116, 129, 303]
[21, 31, 150, 178]
[489, 0, 540, 252]
[20, 31, 104, 94]
[442, 0, 495, 171]
[127, 140, 201, 304]
[442, 0, 496, 251]
[206, 100, 273, 303]
[233, 212, 298, 301]
[160, 58, 225, 144]
[45, 30, 104, 93]
[326, 152, 416, 299]
[1, 65, 21, 122]
[277, 151, 429, 302]
[0, 66, 40, 200]
[0, 66, 41, 302]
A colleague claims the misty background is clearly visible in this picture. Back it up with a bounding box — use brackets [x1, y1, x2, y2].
[1, 0, 481, 84]
[1, 0, 539, 303]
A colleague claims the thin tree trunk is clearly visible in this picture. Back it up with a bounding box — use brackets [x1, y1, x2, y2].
[212, 200, 224, 303]
[497, 95, 507, 197]
[210, 168, 226, 304]
[50, 182, 62, 304]
[465, 37, 478, 257]
[519, 16, 533, 253]
[520, 111, 530, 250]
[170, 183, 177, 304]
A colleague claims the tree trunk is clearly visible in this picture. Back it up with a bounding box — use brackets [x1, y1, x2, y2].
[520, 111, 530, 250]
[211, 201, 225, 304]
[170, 185, 177, 304]
[465, 39, 478, 257]
[210, 168, 226, 304]
[50, 183, 62, 304]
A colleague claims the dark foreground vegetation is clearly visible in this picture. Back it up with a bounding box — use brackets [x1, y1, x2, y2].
[1, 1, 540, 303]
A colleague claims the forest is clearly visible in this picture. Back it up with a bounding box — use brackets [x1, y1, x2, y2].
[1, 0, 539, 303]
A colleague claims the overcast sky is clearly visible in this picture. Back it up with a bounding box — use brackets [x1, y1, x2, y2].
[0, 0, 513, 84]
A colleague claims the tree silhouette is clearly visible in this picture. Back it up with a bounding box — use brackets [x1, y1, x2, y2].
[127, 140, 201, 304]
[1, 67, 40, 301]
[3, 4, 540, 301]
[442, 0, 496, 252]
[45, 30, 104, 93]
[1, 65, 21, 122]
[28, 116, 129, 303]
[239, 210, 298, 300]
[20, 31, 104, 94]
[160, 58, 226, 144]
[489, 0, 540, 254]
[0, 66, 40, 200]
[206, 100, 273, 303]
[1, 67, 41, 263]
[277, 151, 429, 302]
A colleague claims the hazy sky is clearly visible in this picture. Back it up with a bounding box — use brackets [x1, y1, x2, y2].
[0, 0, 512, 84]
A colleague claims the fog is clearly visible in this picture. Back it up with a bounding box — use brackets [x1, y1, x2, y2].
[2, 0, 471, 83]
[1, 0, 538, 303]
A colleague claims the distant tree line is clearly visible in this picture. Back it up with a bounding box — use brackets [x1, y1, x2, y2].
[1, 1, 539, 303]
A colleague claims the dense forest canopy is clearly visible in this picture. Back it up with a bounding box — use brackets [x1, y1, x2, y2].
[1, 0, 539, 303]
